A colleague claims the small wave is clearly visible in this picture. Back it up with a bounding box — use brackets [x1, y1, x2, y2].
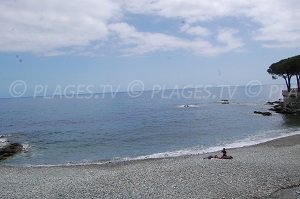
[0, 137, 10, 148]
[6, 130, 300, 168]
[221, 130, 300, 149]
[0, 138, 9, 143]
[121, 129, 300, 161]
[21, 143, 31, 152]
[0, 140, 9, 148]
[0, 134, 12, 138]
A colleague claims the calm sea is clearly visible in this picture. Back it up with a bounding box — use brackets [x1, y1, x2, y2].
[1, 85, 300, 166]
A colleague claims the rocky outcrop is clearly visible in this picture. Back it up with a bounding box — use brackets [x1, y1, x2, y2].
[0, 143, 23, 161]
[254, 111, 272, 116]
[265, 100, 282, 106]
[267, 100, 296, 114]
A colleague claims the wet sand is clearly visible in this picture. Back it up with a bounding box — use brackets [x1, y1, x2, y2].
[0, 134, 300, 198]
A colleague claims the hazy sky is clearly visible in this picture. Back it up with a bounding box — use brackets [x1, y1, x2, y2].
[0, 0, 300, 97]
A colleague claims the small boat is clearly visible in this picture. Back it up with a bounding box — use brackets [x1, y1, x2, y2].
[219, 100, 229, 104]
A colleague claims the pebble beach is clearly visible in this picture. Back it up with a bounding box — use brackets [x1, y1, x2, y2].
[0, 134, 300, 199]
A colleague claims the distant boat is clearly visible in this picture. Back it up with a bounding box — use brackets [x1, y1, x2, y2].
[219, 100, 229, 104]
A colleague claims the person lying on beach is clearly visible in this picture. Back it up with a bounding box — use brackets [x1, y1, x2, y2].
[203, 155, 233, 159]
[203, 155, 220, 159]
[204, 148, 233, 159]
[220, 155, 233, 159]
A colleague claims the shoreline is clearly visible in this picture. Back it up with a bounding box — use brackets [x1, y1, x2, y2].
[0, 134, 300, 198]
[3, 130, 300, 168]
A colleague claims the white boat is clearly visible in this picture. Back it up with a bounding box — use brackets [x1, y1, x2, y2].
[219, 100, 229, 104]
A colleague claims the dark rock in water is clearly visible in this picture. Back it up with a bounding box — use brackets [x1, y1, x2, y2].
[254, 111, 272, 116]
[274, 104, 282, 109]
[0, 143, 23, 161]
[265, 100, 283, 106]
[265, 100, 297, 115]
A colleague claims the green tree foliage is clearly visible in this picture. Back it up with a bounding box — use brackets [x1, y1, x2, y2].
[286, 55, 300, 91]
[268, 55, 300, 92]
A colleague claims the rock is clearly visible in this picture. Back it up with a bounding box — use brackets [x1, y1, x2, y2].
[0, 143, 23, 161]
[268, 104, 296, 114]
[265, 100, 283, 106]
[266, 101, 274, 105]
[254, 111, 272, 116]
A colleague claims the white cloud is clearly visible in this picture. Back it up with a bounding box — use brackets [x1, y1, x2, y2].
[109, 23, 243, 56]
[246, 0, 300, 48]
[180, 24, 211, 37]
[123, 0, 250, 22]
[124, 0, 300, 48]
[0, 0, 299, 56]
[217, 28, 244, 52]
[109, 23, 188, 55]
[0, 0, 120, 55]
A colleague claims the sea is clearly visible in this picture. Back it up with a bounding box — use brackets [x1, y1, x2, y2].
[1, 85, 300, 166]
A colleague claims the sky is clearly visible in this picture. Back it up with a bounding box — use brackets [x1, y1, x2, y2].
[0, 0, 300, 97]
